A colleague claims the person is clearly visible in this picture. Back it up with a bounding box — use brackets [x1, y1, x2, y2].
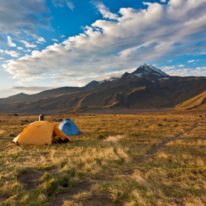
[39, 114, 45, 121]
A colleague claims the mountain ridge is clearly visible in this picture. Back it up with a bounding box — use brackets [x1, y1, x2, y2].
[0, 64, 206, 114]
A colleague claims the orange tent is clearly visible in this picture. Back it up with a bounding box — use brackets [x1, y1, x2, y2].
[13, 121, 70, 145]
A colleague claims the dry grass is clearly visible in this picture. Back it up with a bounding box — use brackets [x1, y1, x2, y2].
[0, 111, 206, 206]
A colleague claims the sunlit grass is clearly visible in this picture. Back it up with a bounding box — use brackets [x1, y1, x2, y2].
[0, 111, 205, 206]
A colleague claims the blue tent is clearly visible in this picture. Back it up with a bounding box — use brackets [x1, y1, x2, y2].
[59, 119, 80, 136]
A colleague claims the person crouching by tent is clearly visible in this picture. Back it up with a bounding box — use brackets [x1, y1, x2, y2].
[39, 114, 45, 121]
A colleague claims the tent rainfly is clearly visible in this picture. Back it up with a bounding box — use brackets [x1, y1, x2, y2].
[59, 119, 80, 136]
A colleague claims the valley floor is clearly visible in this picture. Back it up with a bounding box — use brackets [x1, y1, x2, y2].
[0, 111, 206, 206]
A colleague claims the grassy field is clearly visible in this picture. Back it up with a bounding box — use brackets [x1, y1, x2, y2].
[0, 111, 206, 206]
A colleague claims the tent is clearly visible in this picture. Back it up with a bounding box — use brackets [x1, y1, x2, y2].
[59, 119, 80, 136]
[13, 121, 71, 145]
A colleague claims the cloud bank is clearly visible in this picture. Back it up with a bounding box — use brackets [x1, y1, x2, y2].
[0, 0, 48, 33]
[161, 65, 206, 77]
[3, 0, 206, 85]
[13, 86, 52, 92]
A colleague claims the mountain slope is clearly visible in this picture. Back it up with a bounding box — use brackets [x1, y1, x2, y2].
[0, 93, 30, 104]
[0, 65, 206, 114]
[0, 87, 80, 104]
[176, 90, 206, 110]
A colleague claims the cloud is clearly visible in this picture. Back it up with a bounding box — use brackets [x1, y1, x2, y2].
[13, 86, 52, 93]
[20, 40, 37, 48]
[0, 49, 19, 57]
[187, 59, 198, 63]
[0, 88, 13, 98]
[7, 36, 16, 47]
[66, 0, 75, 10]
[160, 0, 167, 3]
[0, 0, 48, 33]
[52, 38, 59, 42]
[36, 36, 46, 44]
[161, 65, 206, 77]
[0, 86, 52, 98]
[96, 2, 118, 20]
[52, 0, 75, 10]
[17, 47, 23, 50]
[3, 0, 206, 85]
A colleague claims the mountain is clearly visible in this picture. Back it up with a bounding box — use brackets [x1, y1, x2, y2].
[84, 81, 101, 90]
[121, 64, 169, 81]
[176, 90, 206, 110]
[132, 64, 169, 79]
[0, 93, 30, 104]
[0, 87, 80, 104]
[0, 64, 206, 114]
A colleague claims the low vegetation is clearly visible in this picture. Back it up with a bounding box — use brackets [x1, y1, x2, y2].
[0, 111, 206, 206]
[176, 90, 206, 110]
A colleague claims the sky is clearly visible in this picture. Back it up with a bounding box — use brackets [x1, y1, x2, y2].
[0, 0, 206, 97]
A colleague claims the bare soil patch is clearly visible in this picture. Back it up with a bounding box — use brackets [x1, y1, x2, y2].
[0, 193, 10, 202]
[17, 168, 43, 190]
[82, 193, 119, 206]
[51, 181, 92, 206]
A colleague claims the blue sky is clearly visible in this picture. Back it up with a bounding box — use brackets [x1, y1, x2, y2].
[0, 0, 206, 97]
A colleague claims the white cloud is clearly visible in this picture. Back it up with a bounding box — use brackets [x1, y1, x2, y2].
[160, 0, 167, 3]
[3, 0, 206, 85]
[0, 49, 19, 57]
[188, 59, 198, 63]
[37, 36, 46, 44]
[177, 64, 185, 68]
[7, 36, 16, 47]
[52, 38, 59, 42]
[0, 88, 13, 98]
[20, 40, 37, 48]
[17, 47, 23, 50]
[52, 0, 75, 10]
[96, 2, 118, 20]
[161, 65, 206, 77]
[13, 86, 52, 93]
[66, 0, 75, 10]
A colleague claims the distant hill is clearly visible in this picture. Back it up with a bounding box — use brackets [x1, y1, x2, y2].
[176, 90, 206, 110]
[0, 87, 80, 104]
[0, 64, 206, 114]
[0, 92, 30, 104]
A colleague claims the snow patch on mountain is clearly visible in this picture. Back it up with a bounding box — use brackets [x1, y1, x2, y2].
[133, 64, 169, 78]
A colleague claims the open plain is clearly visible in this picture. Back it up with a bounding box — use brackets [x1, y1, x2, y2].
[0, 111, 206, 206]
